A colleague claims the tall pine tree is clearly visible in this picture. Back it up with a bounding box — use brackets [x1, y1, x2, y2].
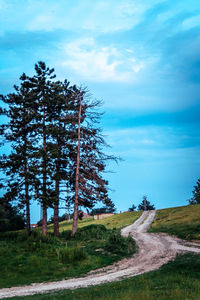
[0, 79, 36, 234]
[21, 62, 56, 235]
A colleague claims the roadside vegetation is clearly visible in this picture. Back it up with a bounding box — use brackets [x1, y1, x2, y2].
[11, 253, 200, 300]
[0, 221, 137, 289]
[149, 204, 200, 240]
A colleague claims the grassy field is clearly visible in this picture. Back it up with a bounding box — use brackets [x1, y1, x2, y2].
[48, 210, 142, 232]
[10, 253, 200, 300]
[2, 206, 200, 299]
[0, 211, 141, 289]
[149, 204, 200, 240]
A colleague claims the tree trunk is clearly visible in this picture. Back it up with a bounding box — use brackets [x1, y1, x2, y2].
[24, 157, 31, 235]
[42, 202, 47, 235]
[54, 201, 59, 236]
[54, 176, 60, 236]
[42, 104, 47, 235]
[54, 123, 61, 236]
[72, 95, 82, 236]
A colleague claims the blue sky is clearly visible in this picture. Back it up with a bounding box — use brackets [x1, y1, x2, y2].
[0, 0, 200, 222]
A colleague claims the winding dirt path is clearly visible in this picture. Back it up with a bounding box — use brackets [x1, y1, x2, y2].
[0, 210, 200, 299]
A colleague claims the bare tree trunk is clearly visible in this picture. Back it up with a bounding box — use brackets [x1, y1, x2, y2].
[54, 123, 61, 236]
[54, 200, 59, 236]
[72, 95, 82, 236]
[42, 104, 47, 236]
[42, 203, 47, 235]
[24, 156, 31, 235]
[54, 172, 60, 236]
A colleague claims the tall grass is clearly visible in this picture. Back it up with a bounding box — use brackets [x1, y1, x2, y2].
[56, 245, 87, 264]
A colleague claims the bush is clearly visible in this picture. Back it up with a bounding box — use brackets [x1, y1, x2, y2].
[0, 200, 25, 233]
[59, 230, 72, 240]
[75, 224, 107, 240]
[105, 229, 136, 256]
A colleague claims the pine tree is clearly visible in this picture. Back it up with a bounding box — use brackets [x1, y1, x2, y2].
[138, 195, 155, 211]
[21, 62, 56, 235]
[189, 178, 200, 204]
[0, 80, 36, 235]
[129, 204, 136, 211]
[47, 80, 72, 236]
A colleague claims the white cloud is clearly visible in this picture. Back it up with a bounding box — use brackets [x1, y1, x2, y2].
[81, 1, 147, 33]
[105, 128, 158, 148]
[58, 37, 146, 82]
[104, 126, 192, 150]
[0, 0, 164, 34]
[104, 126, 200, 163]
[132, 61, 145, 73]
[182, 14, 200, 30]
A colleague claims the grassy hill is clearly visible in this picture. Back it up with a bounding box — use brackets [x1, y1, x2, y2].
[149, 204, 200, 240]
[48, 210, 142, 232]
[1, 206, 200, 299]
[16, 205, 200, 300]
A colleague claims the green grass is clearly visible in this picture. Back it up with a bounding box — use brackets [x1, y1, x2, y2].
[149, 204, 200, 240]
[48, 210, 142, 232]
[0, 224, 137, 289]
[9, 253, 200, 300]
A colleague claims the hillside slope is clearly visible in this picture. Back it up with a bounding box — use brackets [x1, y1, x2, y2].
[1, 210, 200, 299]
[48, 211, 142, 232]
[149, 204, 200, 240]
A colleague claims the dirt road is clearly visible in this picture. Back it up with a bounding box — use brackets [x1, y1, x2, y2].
[0, 210, 200, 299]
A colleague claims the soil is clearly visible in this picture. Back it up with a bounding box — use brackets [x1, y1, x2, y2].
[0, 210, 200, 299]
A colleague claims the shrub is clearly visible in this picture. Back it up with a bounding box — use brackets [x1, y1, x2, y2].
[59, 230, 72, 240]
[75, 224, 107, 240]
[28, 255, 43, 267]
[105, 229, 136, 256]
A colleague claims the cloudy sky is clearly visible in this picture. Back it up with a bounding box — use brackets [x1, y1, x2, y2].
[0, 0, 200, 221]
